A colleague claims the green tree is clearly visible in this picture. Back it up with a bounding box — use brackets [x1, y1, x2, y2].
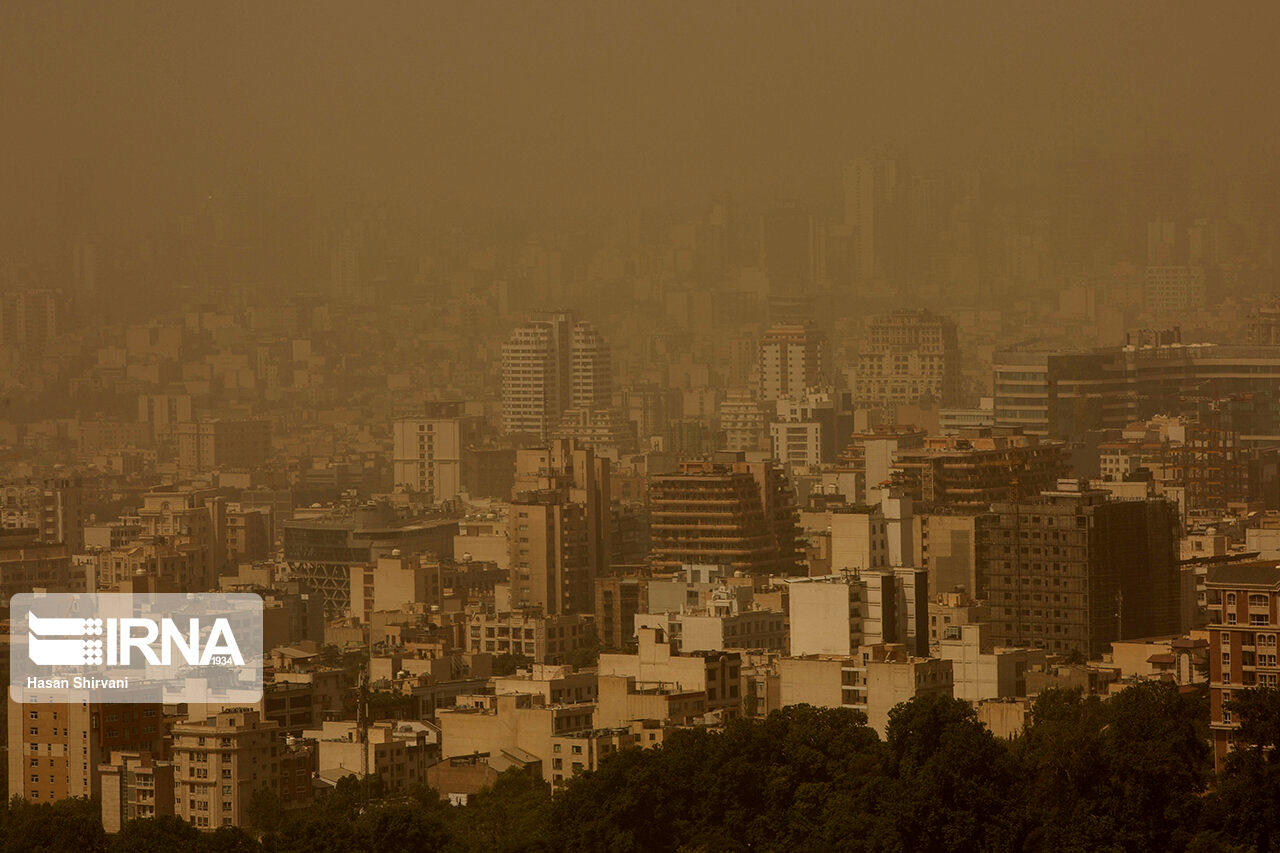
[1, 796, 107, 853]
[243, 786, 283, 837]
[1015, 682, 1209, 851]
[354, 803, 450, 853]
[552, 705, 885, 852]
[877, 693, 1021, 853]
[440, 769, 553, 852]
[199, 827, 261, 853]
[1201, 686, 1280, 851]
[110, 815, 202, 852]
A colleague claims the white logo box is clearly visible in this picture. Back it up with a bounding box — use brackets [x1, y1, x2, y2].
[10, 593, 263, 705]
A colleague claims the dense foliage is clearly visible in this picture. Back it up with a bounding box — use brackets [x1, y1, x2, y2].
[3, 682, 1277, 852]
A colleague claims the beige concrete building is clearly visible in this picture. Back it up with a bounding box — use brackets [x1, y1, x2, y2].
[91, 539, 210, 593]
[636, 586, 786, 653]
[849, 309, 960, 411]
[913, 512, 993, 597]
[0, 530, 86, 609]
[304, 720, 436, 793]
[176, 419, 272, 474]
[492, 664, 597, 705]
[799, 504, 890, 573]
[719, 389, 772, 453]
[171, 708, 314, 830]
[936, 623, 1043, 702]
[594, 675, 709, 728]
[928, 591, 990, 646]
[770, 420, 823, 469]
[0, 476, 84, 552]
[758, 323, 826, 403]
[509, 491, 592, 615]
[438, 692, 623, 788]
[349, 554, 438, 623]
[644, 564, 754, 614]
[786, 572, 898, 656]
[8, 700, 165, 804]
[464, 608, 594, 664]
[129, 486, 229, 583]
[778, 644, 953, 736]
[598, 627, 743, 718]
[100, 750, 175, 833]
[392, 402, 481, 501]
[1107, 635, 1208, 685]
[425, 753, 542, 805]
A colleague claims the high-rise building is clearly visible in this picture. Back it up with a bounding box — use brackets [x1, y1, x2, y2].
[171, 709, 314, 830]
[503, 314, 569, 439]
[719, 390, 772, 453]
[176, 420, 272, 474]
[757, 323, 826, 403]
[889, 429, 1069, 512]
[508, 440, 612, 614]
[138, 393, 193, 441]
[912, 512, 995, 598]
[595, 574, 648, 650]
[0, 477, 84, 552]
[648, 454, 801, 577]
[1144, 266, 1205, 318]
[392, 402, 481, 501]
[1205, 562, 1280, 770]
[787, 567, 926, 656]
[330, 228, 363, 303]
[770, 389, 854, 467]
[128, 487, 230, 586]
[8, 701, 165, 804]
[571, 321, 612, 410]
[992, 332, 1280, 440]
[850, 310, 961, 411]
[0, 289, 59, 349]
[842, 157, 900, 283]
[509, 491, 591, 615]
[502, 311, 612, 440]
[978, 480, 1181, 657]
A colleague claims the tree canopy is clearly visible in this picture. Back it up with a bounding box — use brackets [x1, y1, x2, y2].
[3, 682, 1277, 853]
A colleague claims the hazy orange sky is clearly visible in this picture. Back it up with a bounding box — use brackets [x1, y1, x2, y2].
[3, 1, 1278, 232]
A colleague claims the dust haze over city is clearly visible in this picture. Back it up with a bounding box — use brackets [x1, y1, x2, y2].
[3, 3, 1280, 851]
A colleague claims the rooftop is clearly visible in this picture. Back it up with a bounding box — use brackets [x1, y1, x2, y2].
[1206, 562, 1280, 588]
